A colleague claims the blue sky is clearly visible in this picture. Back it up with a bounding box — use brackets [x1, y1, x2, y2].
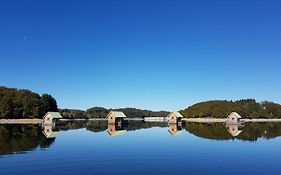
[1, 0, 281, 111]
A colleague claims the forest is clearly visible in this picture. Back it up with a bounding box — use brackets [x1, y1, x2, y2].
[1, 87, 281, 119]
[181, 99, 281, 119]
[61, 107, 169, 119]
[0, 87, 58, 119]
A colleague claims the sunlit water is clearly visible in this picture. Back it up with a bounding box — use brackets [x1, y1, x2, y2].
[0, 121, 281, 175]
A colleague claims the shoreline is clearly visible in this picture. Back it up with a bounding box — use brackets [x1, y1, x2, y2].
[0, 118, 107, 124]
[0, 119, 43, 124]
[2, 118, 281, 124]
[183, 118, 281, 123]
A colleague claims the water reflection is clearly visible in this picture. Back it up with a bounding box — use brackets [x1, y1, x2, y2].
[2, 121, 281, 157]
[184, 122, 281, 141]
[226, 123, 244, 137]
[107, 124, 126, 137]
[0, 125, 55, 156]
[168, 123, 182, 136]
[86, 120, 107, 132]
[107, 117, 128, 136]
[42, 125, 60, 139]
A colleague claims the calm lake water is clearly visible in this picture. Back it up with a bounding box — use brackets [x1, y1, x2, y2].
[1, 121, 281, 175]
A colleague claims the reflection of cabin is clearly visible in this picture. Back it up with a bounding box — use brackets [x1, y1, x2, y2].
[107, 124, 126, 137]
[226, 112, 242, 124]
[43, 112, 63, 125]
[107, 111, 127, 125]
[167, 112, 184, 124]
[168, 124, 182, 136]
[42, 125, 60, 138]
[226, 124, 244, 137]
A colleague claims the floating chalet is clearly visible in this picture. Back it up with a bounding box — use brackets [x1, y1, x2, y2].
[226, 112, 242, 125]
[107, 111, 127, 125]
[167, 112, 184, 124]
[43, 112, 63, 125]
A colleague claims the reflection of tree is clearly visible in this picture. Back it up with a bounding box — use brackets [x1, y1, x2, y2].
[86, 121, 107, 132]
[238, 123, 281, 141]
[56, 121, 88, 131]
[0, 125, 55, 156]
[85, 120, 167, 133]
[184, 122, 281, 141]
[184, 123, 232, 140]
[126, 121, 166, 131]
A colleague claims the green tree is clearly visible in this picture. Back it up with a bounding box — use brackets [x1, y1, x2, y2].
[41, 94, 58, 114]
[0, 87, 58, 118]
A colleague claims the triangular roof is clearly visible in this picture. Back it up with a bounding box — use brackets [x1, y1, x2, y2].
[44, 112, 63, 119]
[226, 123, 243, 137]
[228, 130, 242, 137]
[227, 112, 242, 119]
[42, 130, 60, 138]
[107, 130, 126, 137]
[106, 111, 127, 118]
[168, 130, 182, 136]
[168, 112, 184, 118]
[227, 125, 242, 137]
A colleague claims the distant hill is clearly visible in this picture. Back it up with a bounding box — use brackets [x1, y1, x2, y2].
[60, 107, 169, 119]
[59, 109, 87, 119]
[182, 99, 281, 119]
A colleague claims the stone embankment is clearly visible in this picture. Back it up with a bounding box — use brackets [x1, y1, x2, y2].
[183, 118, 281, 123]
[183, 118, 226, 123]
[0, 119, 43, 124]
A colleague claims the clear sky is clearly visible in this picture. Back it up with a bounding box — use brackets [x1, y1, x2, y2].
[1, 0, 281, 111]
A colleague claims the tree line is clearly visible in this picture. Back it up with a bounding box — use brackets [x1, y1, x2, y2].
[181, 99, 281, 119]
[60, 107, 169, 119]
[0, 87, 58, 118]
[1, 87, 281, 119]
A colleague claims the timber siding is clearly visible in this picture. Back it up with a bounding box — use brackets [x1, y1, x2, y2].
[106, 111, 127, 124]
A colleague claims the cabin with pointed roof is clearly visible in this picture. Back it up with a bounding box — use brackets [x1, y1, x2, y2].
[107, 111, 127, 124]
[226, 112, 242, 125]
[167, 112, 184, 124]
[43, 112, 63, 125]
